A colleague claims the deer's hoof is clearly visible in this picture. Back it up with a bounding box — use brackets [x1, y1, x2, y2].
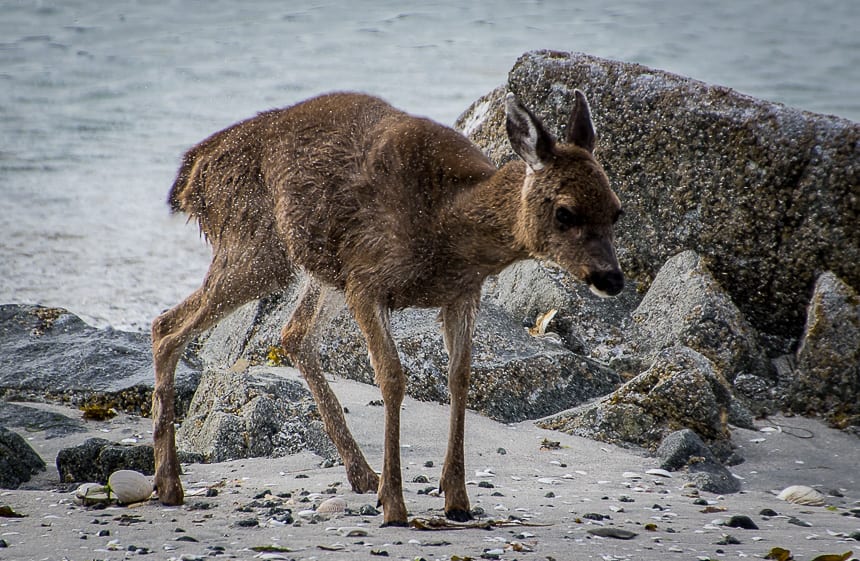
[445, 508, 473, 522]
[380, 519, 410, 528]
[155, 477, 185, 506]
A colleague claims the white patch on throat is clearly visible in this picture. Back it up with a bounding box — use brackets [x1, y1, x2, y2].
[521, 169, 536, 200]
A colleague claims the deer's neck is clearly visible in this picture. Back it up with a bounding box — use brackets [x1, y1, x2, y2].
[444, 160, 531, 276]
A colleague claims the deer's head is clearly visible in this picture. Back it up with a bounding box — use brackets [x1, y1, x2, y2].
[506, 91, 624, 297]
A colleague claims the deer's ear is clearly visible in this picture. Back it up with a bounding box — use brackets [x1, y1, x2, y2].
[505, 93, 555, 171]
[565, 89, 596, 153]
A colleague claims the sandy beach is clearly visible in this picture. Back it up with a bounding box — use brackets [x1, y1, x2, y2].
[4, 367, 858, 561]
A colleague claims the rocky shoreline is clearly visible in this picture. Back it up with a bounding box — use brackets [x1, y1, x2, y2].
[1, 51, 858, 560]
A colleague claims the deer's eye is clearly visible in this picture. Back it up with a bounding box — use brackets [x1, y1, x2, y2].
[555, 207, 583, 230]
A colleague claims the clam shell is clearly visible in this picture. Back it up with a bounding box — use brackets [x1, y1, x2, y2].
[776, 485, 826, 506]
[75, 482, 110, 503]
[316, 496, 347, 515]
[107, 470, 154, 504]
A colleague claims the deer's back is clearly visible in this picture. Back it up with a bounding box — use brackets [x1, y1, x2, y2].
[173, 92, 497, 303]
[263, 94, 494, 300]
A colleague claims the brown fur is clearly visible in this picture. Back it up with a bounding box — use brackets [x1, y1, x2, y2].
[152, 91, 623, 525]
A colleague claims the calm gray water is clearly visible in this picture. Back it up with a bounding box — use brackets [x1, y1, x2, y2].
[2, 0, 858, 331]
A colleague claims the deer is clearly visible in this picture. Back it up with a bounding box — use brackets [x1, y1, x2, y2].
[151, 90, 623, 526]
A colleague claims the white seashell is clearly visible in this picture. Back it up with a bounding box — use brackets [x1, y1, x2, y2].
[645, 468, 673, 478]
[623, 472, 642, 479]
[528, 309, 558, 336]
[107, 470, 153, 504]
[336, 527, 368, 537]
[536, 477, 561, 485]
[776, 485, 826, 506]
[316, 497, 347, 515]
[75, 482, 110, 502]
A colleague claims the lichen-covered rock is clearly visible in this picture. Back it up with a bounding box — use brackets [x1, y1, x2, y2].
[0, 304, 201, 417]
[176, 367, 338, 463]
[631, 250, 769, 381]
[0, 426, 46, 488]
[56, 437, 111, 483]
[456, 50, 860, 341]
[537, 346, 741, 452]
[789, 272, 860, 428]
[196, 279, 621, 423]
[56, 438, 202, 483]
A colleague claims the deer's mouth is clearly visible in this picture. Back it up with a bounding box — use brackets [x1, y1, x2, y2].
[585, 270, 624, 298]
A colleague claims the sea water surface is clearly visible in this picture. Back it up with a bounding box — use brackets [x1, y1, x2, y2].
[1, 0, 858, 330]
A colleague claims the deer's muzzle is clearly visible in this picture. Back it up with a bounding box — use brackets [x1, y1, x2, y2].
[586, 270, 624, 298]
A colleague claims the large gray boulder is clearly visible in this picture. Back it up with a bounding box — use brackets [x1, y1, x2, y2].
[537, 346, 748, 455]
[0, 305, 201, 417]
[456, 50, 859, 342]
[788, 272, 860, 428]
[0, 426, 46, 488]
[196, 281, 621, 424]
[630, 250, 770, 382]
[176, 366, 338, 463]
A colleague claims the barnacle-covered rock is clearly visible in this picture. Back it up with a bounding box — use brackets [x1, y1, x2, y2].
[456, 50, 860, 342]
[788, 272, 860, 428]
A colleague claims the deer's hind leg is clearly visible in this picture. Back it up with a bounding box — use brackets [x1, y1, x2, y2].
[152, 246, 290, 505]
[281, 279, 379, 494]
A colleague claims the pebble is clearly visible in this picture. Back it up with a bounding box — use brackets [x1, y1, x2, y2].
[787, 516, 813, 527]
[645, 468, 672, 478]
[586, 527, 637, 540]
[723, 515, 758, 530]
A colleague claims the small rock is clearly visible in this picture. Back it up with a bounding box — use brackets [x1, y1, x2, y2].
[787, 516, 812, 528]
[234, 518, 259, 527]
[723, 515, 758, 530]
[586, 527, 637, 539]
[358, 504, 380, 516]
[759, 508, 778, 517]
[716, 534, 741, 545]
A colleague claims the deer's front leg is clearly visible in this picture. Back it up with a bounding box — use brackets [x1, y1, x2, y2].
[347, 292, 408, 527]
[439, 294, 479, 522]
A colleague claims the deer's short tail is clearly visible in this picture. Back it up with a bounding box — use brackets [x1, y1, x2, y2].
[168, 147, 203, 217]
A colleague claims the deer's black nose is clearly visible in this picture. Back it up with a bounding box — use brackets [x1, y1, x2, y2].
[587, 270, 624, 297]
